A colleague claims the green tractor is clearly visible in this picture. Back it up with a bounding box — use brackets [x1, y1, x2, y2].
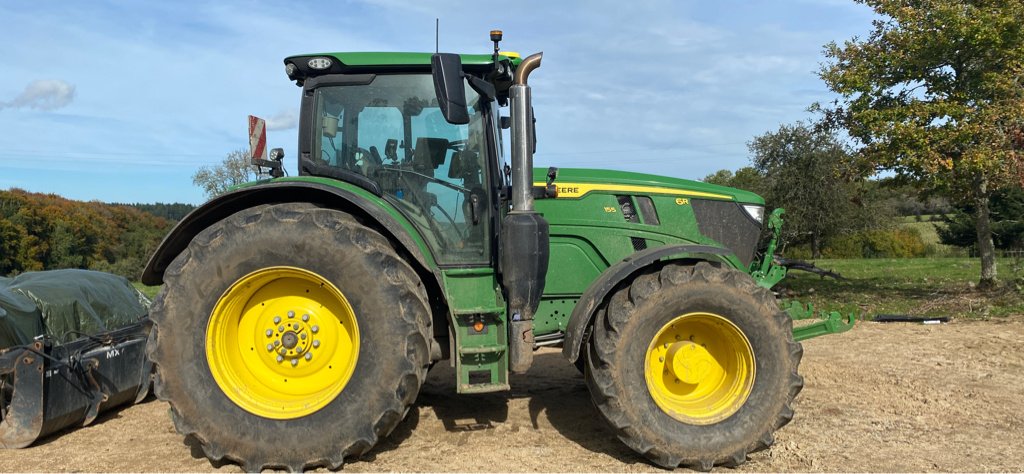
[142, 31, 851, 471]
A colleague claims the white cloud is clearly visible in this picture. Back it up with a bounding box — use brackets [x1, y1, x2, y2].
[0, 79, 75, 111]
[264, 109, 299, 131]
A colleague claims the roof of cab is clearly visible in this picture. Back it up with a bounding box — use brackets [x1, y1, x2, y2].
[285, 52, 521, 68]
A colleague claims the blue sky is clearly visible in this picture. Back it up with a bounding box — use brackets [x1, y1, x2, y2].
[0, 0, 874, 204]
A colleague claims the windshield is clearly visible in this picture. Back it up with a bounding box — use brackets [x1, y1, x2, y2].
[309, 74, 491, 265]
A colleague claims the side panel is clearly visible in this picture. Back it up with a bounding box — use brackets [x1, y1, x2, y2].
[532, 190, 747, 344]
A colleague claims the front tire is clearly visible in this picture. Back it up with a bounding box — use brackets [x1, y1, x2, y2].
[585, 262, 802, 470]
[148, 203, 431, 471]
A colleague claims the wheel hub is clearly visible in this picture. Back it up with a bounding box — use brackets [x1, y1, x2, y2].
[665, 341, 715, 385]
[264, 314, 320, 364]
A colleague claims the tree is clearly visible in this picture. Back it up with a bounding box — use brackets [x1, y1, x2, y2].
[819, 0, 1024, 289]
[939, 185, 1024, 250]
[702, 167, 767, 196]
[749, 121, 883, 258]
[192, 149, 259, 199]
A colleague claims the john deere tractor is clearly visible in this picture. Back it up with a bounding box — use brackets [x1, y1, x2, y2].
[142, 31, 851, 471]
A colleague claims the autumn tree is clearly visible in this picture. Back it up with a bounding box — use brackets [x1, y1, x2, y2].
[819, 0, 1024, 288]
[192, 149, 259, 199]
[0, 189, 169, 279]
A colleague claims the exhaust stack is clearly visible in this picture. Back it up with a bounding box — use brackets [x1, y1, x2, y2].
[509, 53, 542, 213]
[502, 52, 549, 374]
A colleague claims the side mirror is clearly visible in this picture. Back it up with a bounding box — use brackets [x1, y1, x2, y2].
[431, 53, 470, 125]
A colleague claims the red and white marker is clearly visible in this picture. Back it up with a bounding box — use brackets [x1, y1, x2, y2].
[248, 115, 268, 161]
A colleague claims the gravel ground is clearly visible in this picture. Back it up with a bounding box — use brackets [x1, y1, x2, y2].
[2, 316, 1023, 472]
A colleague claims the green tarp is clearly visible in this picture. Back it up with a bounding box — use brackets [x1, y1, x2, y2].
[0, 269, 150, 349]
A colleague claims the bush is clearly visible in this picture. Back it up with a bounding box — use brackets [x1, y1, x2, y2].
[782, 228, 928, 259]
[862, 228, 927, 258]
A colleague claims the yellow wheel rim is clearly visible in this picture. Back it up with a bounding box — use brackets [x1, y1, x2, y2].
[206, 266, 359, 419]
[644, 312, 755, 425]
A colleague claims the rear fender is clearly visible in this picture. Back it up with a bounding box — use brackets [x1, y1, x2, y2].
[561, 244, 738, 363]
[142, 182, 446, 329]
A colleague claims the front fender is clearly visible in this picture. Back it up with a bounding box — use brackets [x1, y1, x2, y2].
[561, 244, 739, 363]
[142, 180, 437, 287]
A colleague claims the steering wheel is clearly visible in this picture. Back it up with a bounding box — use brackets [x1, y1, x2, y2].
[346, 146, 383, 175]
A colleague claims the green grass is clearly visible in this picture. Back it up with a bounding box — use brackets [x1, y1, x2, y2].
[781, 257, 1024, 319]
[132, 282, 162, 300]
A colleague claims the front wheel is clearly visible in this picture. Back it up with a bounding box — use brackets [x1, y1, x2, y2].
[148, 203, 431, 471]
[585, 262, 803, 470]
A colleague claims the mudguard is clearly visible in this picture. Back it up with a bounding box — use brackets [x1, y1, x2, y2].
[561, 244, 737, 364]
[142, 181, 441, 292]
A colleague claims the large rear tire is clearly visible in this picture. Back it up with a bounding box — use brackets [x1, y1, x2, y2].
[585, 261, 802, 470]
[148, 203, 431, 471]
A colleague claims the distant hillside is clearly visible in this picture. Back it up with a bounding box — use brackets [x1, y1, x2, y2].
[114, 202, 196, 222]
[1, 189, 171, 280]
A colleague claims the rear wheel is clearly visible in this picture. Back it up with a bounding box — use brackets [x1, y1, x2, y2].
[148, 203, 431, 471]
[585, 262, 802, 470]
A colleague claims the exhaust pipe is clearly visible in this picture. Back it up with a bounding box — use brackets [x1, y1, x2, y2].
[503, 52, 549, 374]
[509, 53, 542, 213]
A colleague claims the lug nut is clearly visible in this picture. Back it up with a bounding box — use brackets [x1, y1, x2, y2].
[266, 329, 273, 337]
[300, 333, 307, 340]
[278, 325, 285, 332]
[290, 359, 298, 366]
[288, 311, 295, 318]
[273, 316, 281, 324]
[274, 340, 280, 346]
[302, 314, 309, 322]
[311, 325, 319, 333]
[312, 340, 320, 348]
[304, 353, 312, 361]
[276, 355, 284, 362]
[279, 348, 287, 355]
[266, 344, 274, 351]
[293, 323, 300, 330]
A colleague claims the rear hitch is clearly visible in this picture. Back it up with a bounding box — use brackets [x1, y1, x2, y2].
[782, 300, 857, 342]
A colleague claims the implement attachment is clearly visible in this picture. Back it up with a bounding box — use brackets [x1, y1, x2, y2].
[783, 300, 856, 342]
[0, 324, 151, 448]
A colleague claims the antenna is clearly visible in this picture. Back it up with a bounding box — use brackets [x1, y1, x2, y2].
[435, 18, 439, 53]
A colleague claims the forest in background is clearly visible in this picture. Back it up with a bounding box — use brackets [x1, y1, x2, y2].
[0, 189, 194, 280]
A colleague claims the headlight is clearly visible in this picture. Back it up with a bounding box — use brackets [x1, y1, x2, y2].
[308, 57, 332, 70]
[742, 204, 764, 224]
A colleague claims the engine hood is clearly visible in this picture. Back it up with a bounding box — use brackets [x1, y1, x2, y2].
[531, 168, 764, 205]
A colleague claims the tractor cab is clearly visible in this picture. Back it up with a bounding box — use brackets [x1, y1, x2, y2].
[298, 71, 497, 264]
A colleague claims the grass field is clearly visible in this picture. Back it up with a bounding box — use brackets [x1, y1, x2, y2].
[782, 257, 1024, 319]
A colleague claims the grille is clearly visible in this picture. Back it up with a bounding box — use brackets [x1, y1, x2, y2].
[690, 200, 760, 267]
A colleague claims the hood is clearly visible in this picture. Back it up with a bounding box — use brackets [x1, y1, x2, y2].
[532, 168, 764, 205]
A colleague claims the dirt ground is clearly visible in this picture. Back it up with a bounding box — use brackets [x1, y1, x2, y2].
[2, 317, 1023, 472]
